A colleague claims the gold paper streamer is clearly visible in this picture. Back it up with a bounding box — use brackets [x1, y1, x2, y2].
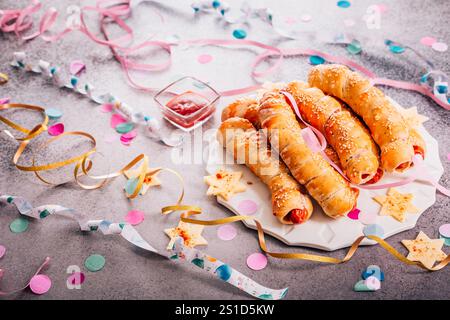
[160, 206, 450, 271]
[0, 103, 182, 201]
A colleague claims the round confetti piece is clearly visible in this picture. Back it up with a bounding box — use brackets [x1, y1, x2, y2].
[67, 272, 85, 286]
[300, 14, 312, 22]
[343, 19, 355, 27]
[232, 29, 247, 39]
[347, 208, 360, 220]
[115, 122, 134, 134]
[389, 45, 405, 54]
[47, 123, 64, 136]
[364, 276, 381, 290]
[103, 134, 116, 143]
[347, 40, 362, 54]
[439, 224, 450, 238]
[0, 245, 6, 259]
[363, 224, 385, 238]
[432, 42, 448, 52]
[337, 1, 351, 8]
[284, 17, 297, 25]
[197, 54, 213, 64]
[237, 199, 258, 215]
[217, 225, 237, 241]
[447, 153, 450, 162]
[309, 55, 325, 65]
[85, 254, 106, 272]
[247, 253, 268, 271]
[29, 275, 52, 295]
[125, 210, 145, 226]
[100, 103, 114, 113]
[420, 36, 437, 47]
[359, 211, 377, 225]
[216, 264, 232, 281]
[10, 217, 29, 233]
[45, 108, 63, 120]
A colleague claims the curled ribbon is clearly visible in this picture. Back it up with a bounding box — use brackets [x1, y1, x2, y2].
[164, 208, 450, 272]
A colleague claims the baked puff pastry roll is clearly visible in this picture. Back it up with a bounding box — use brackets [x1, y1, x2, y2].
[217, 117, 313, 224]
[285, 81, 383, 185]
[221, 97, 343, 169]
[308, 64, 425, 172]
[258, 92, 359, 218]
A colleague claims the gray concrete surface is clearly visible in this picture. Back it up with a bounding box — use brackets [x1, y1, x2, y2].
[0, 0, 449, 300]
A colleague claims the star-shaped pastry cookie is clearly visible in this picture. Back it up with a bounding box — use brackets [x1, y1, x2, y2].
[373, 188, 419, 222]
[124, 167, 162, 195]
[401, 231, 447, 269]
[402, 107, 429, 128]
[204, 170, 246, 201]
[164, 220, 208, 249]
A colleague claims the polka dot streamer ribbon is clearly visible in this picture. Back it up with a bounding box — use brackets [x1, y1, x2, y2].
[0, 195, 287, 300]
[1, 0, 449, 109]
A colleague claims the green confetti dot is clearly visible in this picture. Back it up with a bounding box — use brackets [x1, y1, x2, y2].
[115, 122, 134, 134]
[85, 254, 106, 272]
[89, 226, 98, 231]
[309, 55, 325, 65]
[389, 45, 405, 54]
[10, 217, 29, 233]
[45, 108, 63, 120]
[39, 209, 50, 219]
[7, 196, 14, 203]
[347, 40, 362, 54]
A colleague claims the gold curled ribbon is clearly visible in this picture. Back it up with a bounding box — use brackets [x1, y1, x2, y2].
[0, 103, 180, 200]
[160, 206, 450, 272]
[0, 73, 8, 85]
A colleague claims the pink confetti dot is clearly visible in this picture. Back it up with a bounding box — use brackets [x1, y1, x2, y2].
[237, 200, 258, 215]
[347, 208, 360, 220]
[217, 225, 237, 241]
[376, 4, 388, 13]
[69, 60, 86, 76]
[284, 17, 297, 25]
[447, 153, 450, 162]
[246, 253, 268, 271]
[67, 272, 85, 286]
[101, 103, 114, 113]
[125, 210, 145, 226]
[110, 113, 127, 129]
[0, 245, 6, 259]
[103, 134, 116, 143]
[47, 123, 64, 136]
[420, 36, 437, 47]
[359, 211, 377, 225]
[432, 42, 448, 52]
[197, 54, 213, 64]
[439, 224, 450, 238]
[29, 274, 52, 295]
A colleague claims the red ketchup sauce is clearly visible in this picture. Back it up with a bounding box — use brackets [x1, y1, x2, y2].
[164, 91, 215, 129]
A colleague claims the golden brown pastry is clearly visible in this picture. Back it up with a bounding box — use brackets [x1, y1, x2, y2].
[217, 117, 313, 224]
[285, 81, 383, 184]
[258, 91, 359, 218]
[308, 64, 426, 172]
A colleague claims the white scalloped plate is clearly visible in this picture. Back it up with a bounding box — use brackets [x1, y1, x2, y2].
[205, 98, 444, 251]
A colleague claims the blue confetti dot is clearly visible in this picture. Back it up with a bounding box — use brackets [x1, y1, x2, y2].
[309, 55, 325, 65]
[420, 74, 428, 83]
[212, 1, 220, 8]
[215, 264, 232, 281]
[220, 9, 225, 15]
[45, 108, 63, 120]
[232, 29, 247, 39]
[347, 40, 362, 55]
[384, 39, 393, 46]
[389, 45, 405, 54]
[70, 77, 78, 87]
[363, 224, 385, 238]
[337, 1, 351, 8]
[50, 66, 57, 74]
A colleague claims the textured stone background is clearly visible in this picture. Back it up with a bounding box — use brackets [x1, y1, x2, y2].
[0, 0, 449, 300]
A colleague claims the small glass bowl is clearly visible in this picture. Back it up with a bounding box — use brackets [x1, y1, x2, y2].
[154, 76, 220, 132]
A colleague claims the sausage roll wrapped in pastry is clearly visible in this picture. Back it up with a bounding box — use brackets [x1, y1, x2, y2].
[308, 64, 425, 172]
[218, 117, 313, 224]
[221, 97, 343, 170]
[285, 81, 383, 185]
[258, 91, 359, 218]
